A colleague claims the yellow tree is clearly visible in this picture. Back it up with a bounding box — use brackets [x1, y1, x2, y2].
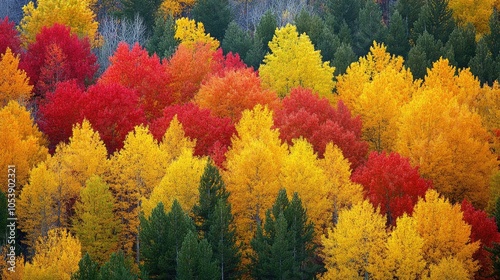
[17, 162, 59, 250]
[396, 87, 497, 209]
[279, 138, 329, 235]
[159, 0, 196, 17]
[319, 143, 364, 228]
[159, 116, 196, 163]
[142, 148, 207, 217]
[335, 42, 417, 152]
[424, 257, 470, 280]
[107, 124, 168, 258]
[321, 200, 389, 279]
[412, 190, 479, 277]
[224, 104, 288, 254]
[448, 0, 496, 36]
[386, 214, 426, 279]
[0, 48, 32, 107]
[174, 17, 219, 50]
[23, 228, 81, 280]
[259, 24, 335, 98]
[18, 0, 100, 47]
[0, 101, 47, 191]
[72, 175, 119, 265]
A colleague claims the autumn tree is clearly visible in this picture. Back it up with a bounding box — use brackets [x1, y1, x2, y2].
[448, 0, 495, 36]
[23, 228, 82, 280]
[176, 231, 220, 280]
[156, 116, 197, 163]
[99, 42, 173, 120]
[335, 42, 417, 152]
[352, 151, 432, 225]
[0, 48, 32, 107]
[0, 17, 21, 55]
[21, 24, 97, 99]
[195, 68, 280, 121]
[0, 101, 47, 190]
[321, 200, 388, 279]
[19, 0, 100, 47]
[274, 87, 368, 169]
[158, 0, 196, 17]
[259, 24, 335, 98]
[72, 175, 120, 265]
[175, 17, 220, 49]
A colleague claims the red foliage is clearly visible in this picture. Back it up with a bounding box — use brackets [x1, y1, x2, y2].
[461, 200, 500, 279]
[21, 24, 97, 99]
[0, 17, 21, 55]
[150, 103, 235, 166]
[211, 49, 247, 76]
[352, 151, 432, 225]
[82, 83, 146, 154]
[99, 42, 174, 121]
[274, 87, 368, 169]
[37, 80, 85, 151]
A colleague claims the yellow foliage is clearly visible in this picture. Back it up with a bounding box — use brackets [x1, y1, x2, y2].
[159, 116, 196, 163]
[321, 200, 388, 279]
[336, 42, 417, 151]
[142, 148, 207, 217]
[24, 228, 81, 280]
[259, 24, 335, 98]
[0, 101, 48, 191]
[448, 0, 496, 37]
[424, 257, 471, 280]
[159, 0, 196, 17]
[0, 48, 32, 107]
[1, 252, 24, 280]
[412, 190, 479, 276]
[174, 17, 219, 50]
[19, 0, 100, 47]
[476, 81, 500, 163]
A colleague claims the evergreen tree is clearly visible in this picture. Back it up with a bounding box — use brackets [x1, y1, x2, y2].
[71, 253, 100, 280]
[176, 231, 220, 280]
[255, 11, 278, 54]
[119, 0, 163, 35]
[245, 34, 265, 69]
[295, 10, 339, 62]
[99, 251, 138, 280]
[387, 10, 410, 58]
[406, 31, 443, 79]
[469, 38, 497, 85]
[332, 43, 357, 75]
[222, 21, 251, 57]
[485, 8, 500, 60]
[325, 0, 364, 33]
[412, 0, 455, 43]
[445, 24, 477, 69]
[353, 0, 387, 56]
[140, 201, 196, 279]
[146, 14, 179, 59]
[250, 189, 320, 279]
[396, 0, 425, 34]
[191, 0, 232, 41]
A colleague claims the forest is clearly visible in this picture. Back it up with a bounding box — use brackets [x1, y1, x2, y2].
[0, 0, 500, 279]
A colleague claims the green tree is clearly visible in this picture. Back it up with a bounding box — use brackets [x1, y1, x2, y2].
[332, 43, 357, 75]
[485, 8, 500, 60]
[176, 231, 220, 280]
[325, 0, 363, 34]
[146, 14, 179, 58]
[445, 24, 477, 69]
[387, 10, 410, 58]
[295, 10, 338, 62]
[353, 0, 387, 56]
[71, 253, 100, 280]
[255, 11, 278, 54]
[99, 251, 138, 280]
[244, 34, 265, 69]
[413, 0, 455, 43]
[396, 0, 425, 35]
[119, 0, 163, 34]
[406, 31, 444, 79]
[191, 0, 232, 41]
[139, 201, 196, 279]
[469, 38, 497, 85]
[221, 21, 251, 57]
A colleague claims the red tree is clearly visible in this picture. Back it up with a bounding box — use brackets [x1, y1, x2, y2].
[211, 49, 247, 76]
[37, 80, 85, 151]
[99, 42, 174, 121]
[21, 24, 97, 99]
[0, 17, 21, 55]
[461, 200, 500, 279]
[352, 151, 432, 225]
[150, 103, 235, 166]
[274, 87, 368, 169]
[81, 83, 146, 154]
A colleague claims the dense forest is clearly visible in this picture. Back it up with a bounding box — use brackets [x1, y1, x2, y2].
[1, 0, 500, 279]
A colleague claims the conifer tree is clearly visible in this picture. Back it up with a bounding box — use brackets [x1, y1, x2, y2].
[146, 14, 179, 58]
[221, 21, 251, 57]
[99, 251, 138, 280]
[71, 253, 100, 280]
[191, 0, 232, 41]
[176, 231, 220, 280]
[386, 10, 410, 58]
[353, 0, 387, 56]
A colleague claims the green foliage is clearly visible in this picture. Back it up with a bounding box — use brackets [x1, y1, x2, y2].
[119, 0, 163, 34]
[470, 38, 498, 86]
[412, 0, 455, 43]
[332, 43, 357, 75]
[325, 0, 363, 33]
[387, 10, 410, 58]
[256, 11, 278, 54]
[222, 21, 251, 57]
[71, 253, 100, 280]
[353, 0, 387, 56]
[406, 31, 444, 79]
[139, 200, 196, 279]
[244, 34, 265, 69]
[99, 251, 138, 280]
[295, 10, 339, 62]
[485, 8, 500, 60]
[176, 231, 220, 280]
[191, 0, 232, 41]
[396, 0, 425, 34]
[445, 24, 477, 68]
[146, 14, 179, 58]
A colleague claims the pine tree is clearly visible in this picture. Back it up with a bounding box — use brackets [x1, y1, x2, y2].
[469, 38, 496, 85]
[99, 251, 138, 280]
[412, 0, 455, 43]
[244, 34, 265, 69]
[176, 231, 220, 280]
[71, 253, 100, 280]
[332, 43, 357, 75]
[353, 0, 387, 56]
[406, 31, 443, 79]
[139, 200, 196, 279]
[445, 24, 476, 69]
[146, 14, 179, 58]
[387, 10, 410, 58]
[119, 0, 163, 35]
[255, 11, 278, 54]
[191, 0, 232, 41]
[221, 21, 251, 57]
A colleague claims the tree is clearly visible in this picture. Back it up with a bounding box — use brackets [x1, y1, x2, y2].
[0, 17, 21, 55]
[174, 17, 220, 50]
[99, 42, 173, 120]
[448, 0, 495, 36]
[0, 48, 32, 107]
[413, 0, 456, 43]
[386, 10, 410, 58]
[21, 24, 97, 99]
[353, 0, 387, 56]
[139, 201, 196, 279]
[221, 21, 251, 57]
[119, 0, 163, 35]
[259, 24, 335, 98]
[72, 176, 120, 265]
[158, 0, 196, 17]
[321, 200, 388, 279]
[19, 0, 100, 47]
[405, 31, 444, 79]
[331, 43, 357, 75]
[352, 151, 432, 225]
[336, 42, 417, 152]
[71, 253, 100, 280]
[99, 251, 138, 280]
[485, 8, 500, 61]
[81, 82, 146, 154]
[445, 24, 477, 69]
[195, 68, 280, 121]
[295, 10, 338, 63]
[191, 0, 232, 41]
[176, 231, 220, 280]
[396, 0, 425, 35]
[147, 14, 179, 59]
[24, 228, 82, 280]
[469, 38, 498, 85]
[0, 101, 47, 191]
[274, 87, 368, 169]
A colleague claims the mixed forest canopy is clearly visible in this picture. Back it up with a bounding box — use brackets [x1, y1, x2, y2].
[1, 0, 500, 279]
